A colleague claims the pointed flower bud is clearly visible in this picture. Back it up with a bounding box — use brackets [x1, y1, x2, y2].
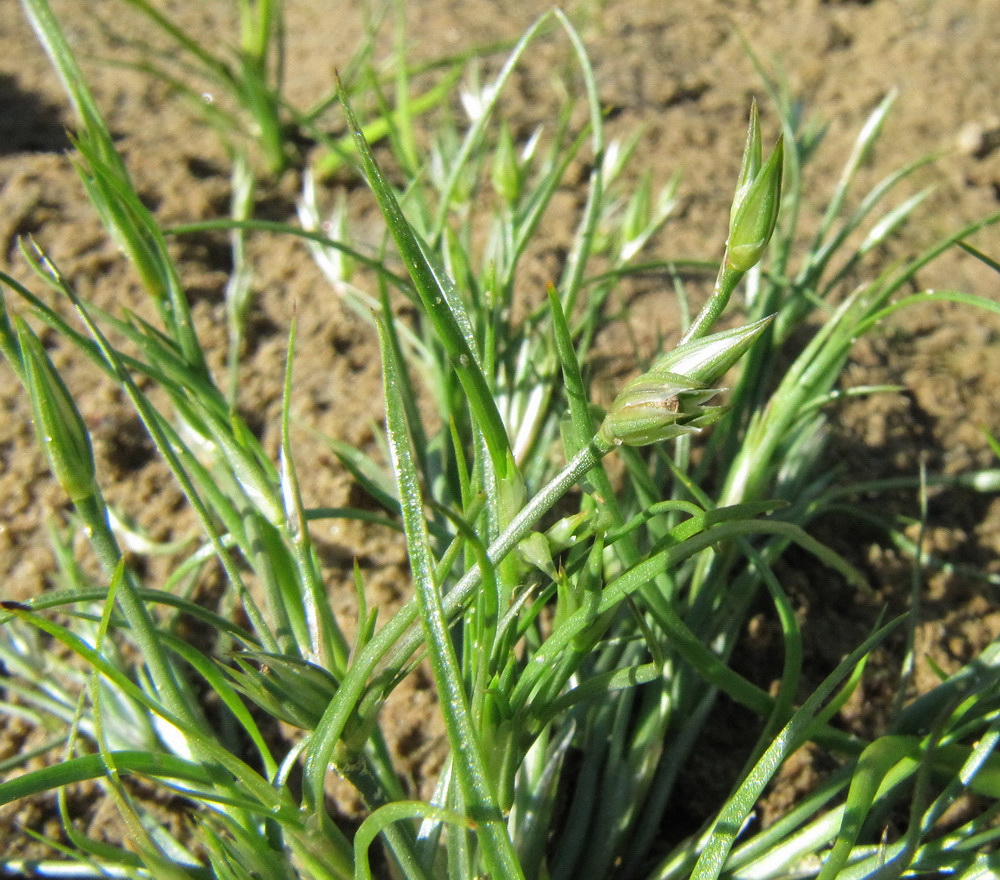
[17, 319, 97, 502]
[599, 316, 773, 447]
[726, 131, 784, 274]
[491, 121, 522, 204]
[598, 372, 726, 447]
[729, 99, 763, 232]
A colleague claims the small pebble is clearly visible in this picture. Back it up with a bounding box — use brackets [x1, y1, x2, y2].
[957, 118, 1000, 159]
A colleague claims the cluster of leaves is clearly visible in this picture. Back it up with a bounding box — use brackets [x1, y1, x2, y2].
[1, 2, 1000, 879]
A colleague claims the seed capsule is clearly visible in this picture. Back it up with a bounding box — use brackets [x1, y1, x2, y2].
[598, 316, 773, 447]
[17, 319, 96, 502]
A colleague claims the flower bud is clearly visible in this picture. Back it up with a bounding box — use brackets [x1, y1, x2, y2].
[726, 134, 784, 273]
[599, 372, 724, 447]
[17, 320, 97, 502]
[491, 122, 522, 204]
[652, 314, 774, 384]
[729, 99, 763, 232]
[599, 316, 773, 447]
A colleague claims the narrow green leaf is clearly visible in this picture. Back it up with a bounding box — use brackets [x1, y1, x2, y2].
[817, 735, 921, 880]
[355, 802, 474, 880]
[338, 85, 515, 481]
[376, 314, 525, 879]
[691, 616, 902, 880]
[958, 239, 1000, 273]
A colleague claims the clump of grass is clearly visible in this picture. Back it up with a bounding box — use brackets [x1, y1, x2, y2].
[3, 2, 1000, 879]
[81, 0, 478, 181]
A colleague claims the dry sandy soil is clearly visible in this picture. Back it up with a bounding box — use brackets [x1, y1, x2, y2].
[1, 0, 999, 871]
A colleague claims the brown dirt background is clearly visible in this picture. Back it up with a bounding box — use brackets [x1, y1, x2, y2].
[1, 0, 999, 870]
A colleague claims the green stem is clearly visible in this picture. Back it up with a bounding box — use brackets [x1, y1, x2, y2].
[679, 261, 744, 345]
[306, 436, 614, 806]
[387, 436, 615, 673]
[75, 494, 203, 733]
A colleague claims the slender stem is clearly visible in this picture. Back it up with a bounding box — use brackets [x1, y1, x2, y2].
[76, 494, 203, 732]
[387, 436, 614, 672]
[679, 261, 744, 345]
[307, 437, 613, 806]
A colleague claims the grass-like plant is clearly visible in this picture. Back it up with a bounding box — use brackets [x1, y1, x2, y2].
[3, 2, 1000, 878]
[82, 0, 476, 181]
